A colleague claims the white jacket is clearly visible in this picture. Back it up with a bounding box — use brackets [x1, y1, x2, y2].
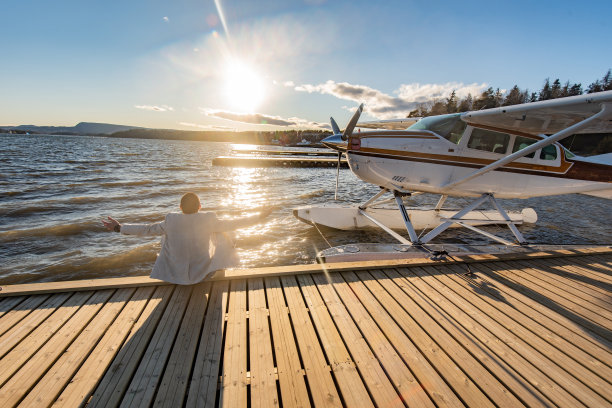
[121, 212, 258, 285]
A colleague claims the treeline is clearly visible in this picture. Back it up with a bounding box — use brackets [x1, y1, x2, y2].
[408, 69, 612, 117]
[109, 128, 330, 145]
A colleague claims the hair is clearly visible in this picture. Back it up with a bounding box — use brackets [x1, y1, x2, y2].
[180, 192, 200, 214]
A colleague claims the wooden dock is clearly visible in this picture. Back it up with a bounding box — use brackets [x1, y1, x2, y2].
[0, 247, 611, 407]
[212, 156, 348, 168]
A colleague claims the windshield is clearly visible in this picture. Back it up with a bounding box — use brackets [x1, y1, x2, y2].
[408, 113, 466, 142]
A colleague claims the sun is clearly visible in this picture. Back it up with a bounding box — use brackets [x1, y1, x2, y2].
[223, 59, 266, 112]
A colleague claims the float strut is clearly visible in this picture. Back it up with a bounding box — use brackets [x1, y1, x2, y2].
[394, 191, 420, 244]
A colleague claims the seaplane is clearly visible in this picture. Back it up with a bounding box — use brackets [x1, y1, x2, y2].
[293, 91, 612, 262]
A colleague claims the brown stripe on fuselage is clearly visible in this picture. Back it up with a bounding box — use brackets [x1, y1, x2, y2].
[349, 149, 610, 182]
[355, 146, 573, 173]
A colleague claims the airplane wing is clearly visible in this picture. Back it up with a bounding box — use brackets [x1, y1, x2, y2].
[462, 90, 612, 134]
[357, 118, 421, 130]
[442, 92, 612, 191]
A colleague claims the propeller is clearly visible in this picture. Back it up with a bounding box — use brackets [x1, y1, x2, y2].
[321, 104, 364, 200]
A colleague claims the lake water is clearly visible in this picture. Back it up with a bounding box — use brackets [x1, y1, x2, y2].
[1, 133, 610, 284]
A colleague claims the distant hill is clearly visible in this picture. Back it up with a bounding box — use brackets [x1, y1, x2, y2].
[1, 122, 141, 135]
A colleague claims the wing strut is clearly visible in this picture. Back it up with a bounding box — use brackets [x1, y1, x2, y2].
[441, 102, 612, 191]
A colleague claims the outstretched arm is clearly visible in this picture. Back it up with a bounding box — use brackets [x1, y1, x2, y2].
[101, 216, 166, 236]
[210, 207, 274, 232]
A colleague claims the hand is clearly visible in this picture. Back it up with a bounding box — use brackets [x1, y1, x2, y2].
[102, 216, 120, 231]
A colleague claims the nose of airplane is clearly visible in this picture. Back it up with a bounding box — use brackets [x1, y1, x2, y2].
[321, 134, 347, 151]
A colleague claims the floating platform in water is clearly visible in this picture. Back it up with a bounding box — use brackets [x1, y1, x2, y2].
[213, 156, 348, 168]
[231, 149, 338, 156]
[0, 246, 611, 407]
[294, 204, 537, 230]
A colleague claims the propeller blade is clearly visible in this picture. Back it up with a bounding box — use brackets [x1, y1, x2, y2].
[334, 152, 341, 200]
[330, 117, 341, 134]
[341, 103, 364, 141]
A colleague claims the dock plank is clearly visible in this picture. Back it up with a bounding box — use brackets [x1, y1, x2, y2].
[561, 256, 612, 283]
[324, 272, 436, 408]
[470, 262, 612, 359]
[412, 264, 612, 408]
[296, 274, 374, 408]
[0, 291, 93, 387]
[0, 294, 50, 337]
[280, 275, 342, 408]
[89, 285, 174, 408]
[485, 261, 612, 341]
[220, 279, 248, 408]
[369, 268, 548, 407]
[342, 271, 475, 407]
[121, 285, 193, 407]
[431, 263, 612, 403]
[52, 287, 155, 407]
[154, 282, 211, 408]
[19, 288, 136, 407]
[248, 278, 279, 408]
[185, 281, 229, 408]
[0, 289, 114, 407]
[264, 276, 310, 408]
[506, 259, 612, 310]
[528, 257, 612, 296]
[394, 266, 587, 408]
[311, 273, 401, 408]
[0, 292, 71, 359]
[0, 296, 26, 319]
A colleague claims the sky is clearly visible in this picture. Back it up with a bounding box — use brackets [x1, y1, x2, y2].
[1, 0, 611, 131]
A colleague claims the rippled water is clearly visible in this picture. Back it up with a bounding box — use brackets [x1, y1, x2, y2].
[1, 133, 610, 284]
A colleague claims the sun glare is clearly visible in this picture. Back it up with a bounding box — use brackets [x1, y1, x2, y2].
[224, 59, 266, 112]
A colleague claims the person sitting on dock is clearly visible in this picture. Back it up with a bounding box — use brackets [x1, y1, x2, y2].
[102, 192, 272, 285]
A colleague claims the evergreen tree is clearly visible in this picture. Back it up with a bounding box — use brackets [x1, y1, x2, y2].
[569, 83, 582, 95]
[457, 93, 473, 112]
[494, 88, 504, 107]
[445, 90, 458, 113]
[429, 99, 448, 116]
[550, 79, 562, 99]
[587, 80, 603, 93]
[472, 87, 496, 110]
[539, 78, 552, 100]
[503, 85, 527, 106]
[603, 69, 612, 91]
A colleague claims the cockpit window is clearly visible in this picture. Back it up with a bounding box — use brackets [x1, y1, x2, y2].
[512, 136, 536, 158]
[408, 113, 466, 143]
[468, 128, 510, 153]
[540, 144, 558, 160]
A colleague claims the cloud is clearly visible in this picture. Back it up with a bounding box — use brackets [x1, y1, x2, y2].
[295, 80, 488, 119]
[163, 16, 169, 22]
[283, 80, 295, 87]
[134, 104, 174, 112]
[200, 108, 328, 129]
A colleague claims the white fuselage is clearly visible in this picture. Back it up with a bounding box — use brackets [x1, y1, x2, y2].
[347, 127, 611, 199]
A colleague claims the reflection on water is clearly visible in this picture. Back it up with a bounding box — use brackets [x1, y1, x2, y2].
[0, 133, 610, 284]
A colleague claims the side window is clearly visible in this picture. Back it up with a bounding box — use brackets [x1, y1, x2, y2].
[512, 136, 536, 158]
[444, 120, 467, 144]
[467, 128, 510, 153]
[540, 144, 558, 160]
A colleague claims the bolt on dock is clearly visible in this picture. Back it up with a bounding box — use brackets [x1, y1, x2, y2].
[0, 247, 611, 407]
